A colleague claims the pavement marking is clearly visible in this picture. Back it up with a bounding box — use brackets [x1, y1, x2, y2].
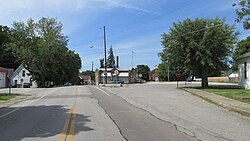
[95, 87, 110, 96]
[60, 109, 72, 141]
[0, 90, 56, 119]
[68, 108, 76, 141]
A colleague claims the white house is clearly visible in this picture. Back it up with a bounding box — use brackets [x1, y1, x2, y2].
[237, 52, 250, 89]
[11, 64, 37, 88]
[229, 71, 239, 83]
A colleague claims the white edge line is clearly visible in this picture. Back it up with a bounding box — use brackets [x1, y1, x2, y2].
[0, 90, 55, 119]
[95, 87, 110, 96]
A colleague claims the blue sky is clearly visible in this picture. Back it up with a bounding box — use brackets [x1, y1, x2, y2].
[0, 0, 249, 71]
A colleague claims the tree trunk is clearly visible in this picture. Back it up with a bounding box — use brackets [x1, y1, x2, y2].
[40, 75, 45, 88]
[201, 66, 208, 88]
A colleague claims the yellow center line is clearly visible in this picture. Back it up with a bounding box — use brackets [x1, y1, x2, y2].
[68, 108, 76, 141]
[60, 109, 72, 141]
[60, 87, 78, 141]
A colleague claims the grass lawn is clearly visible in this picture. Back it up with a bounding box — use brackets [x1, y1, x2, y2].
[202, 88, 250, 104]
[0, 94, 19, 101]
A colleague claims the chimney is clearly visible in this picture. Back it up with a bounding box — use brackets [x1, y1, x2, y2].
[116, 56, 119, 68]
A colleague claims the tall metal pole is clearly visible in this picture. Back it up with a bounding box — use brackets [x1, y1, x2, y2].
[91, 61, 94, 72]
[103, 26, 107, 84]
[168, 65, 170, 82]
[132, 51, 133, 69]
[131, 51, 135, 69]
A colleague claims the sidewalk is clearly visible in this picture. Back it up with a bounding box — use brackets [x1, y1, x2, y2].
[183, 88, 250, 117]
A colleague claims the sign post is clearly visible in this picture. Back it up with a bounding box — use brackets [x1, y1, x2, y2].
[176, 72, 181, 88]
[139, 74, 142, 84]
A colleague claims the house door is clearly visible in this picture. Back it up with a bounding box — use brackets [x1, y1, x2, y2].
[0, 72, 5, 88]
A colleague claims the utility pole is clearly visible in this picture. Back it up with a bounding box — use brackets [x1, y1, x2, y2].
[91, 61, 94, 72]
[103, 26, 107, 84]
[132, 51, 135, 69]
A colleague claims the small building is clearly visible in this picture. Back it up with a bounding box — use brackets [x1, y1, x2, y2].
[10, 64, 37, 88]
[95, 68, 135, 85]
[229, 71, 239, 83]
[237, 52, 250, 89]
[149, 68, 159, 81]
[80, 75, 92, 85]
[0, 67, 8, 88]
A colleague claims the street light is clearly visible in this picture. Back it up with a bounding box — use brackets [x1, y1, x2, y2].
[132, 51, 135, 69]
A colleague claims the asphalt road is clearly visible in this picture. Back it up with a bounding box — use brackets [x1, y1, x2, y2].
[88, 86, 195, 141]
[0, 86, 124, 141]
[0, 85, 196, 141]
[102, 82, 250, 141]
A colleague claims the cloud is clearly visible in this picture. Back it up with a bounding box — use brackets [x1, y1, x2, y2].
[93, 0, 158, 14]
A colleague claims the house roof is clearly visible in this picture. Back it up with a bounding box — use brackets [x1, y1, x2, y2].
[229, 72, 238, 78]
[236, 52, 250, 60]
[98, 68, 131, 72]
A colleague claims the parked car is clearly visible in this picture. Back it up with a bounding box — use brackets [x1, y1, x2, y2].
[23, 83, 31, 88]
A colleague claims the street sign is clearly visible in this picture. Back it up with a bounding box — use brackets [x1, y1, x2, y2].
[176, 72, 181, 78]
[114, 69, 119, 75]
[139, 74, 142, 78]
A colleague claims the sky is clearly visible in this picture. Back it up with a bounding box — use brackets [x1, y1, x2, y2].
[0, 0, 249, 71]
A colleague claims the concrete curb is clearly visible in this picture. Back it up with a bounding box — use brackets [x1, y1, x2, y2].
[182, 88, 250, 118]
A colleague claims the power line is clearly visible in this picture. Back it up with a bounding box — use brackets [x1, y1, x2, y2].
[108, 0, 199, 38]
[80, 23, 226, 57]
[69, 0, 199, 48]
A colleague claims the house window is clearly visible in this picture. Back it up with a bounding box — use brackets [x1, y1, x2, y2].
[22, 70, 25, 77]
[244, 62, 247, 79]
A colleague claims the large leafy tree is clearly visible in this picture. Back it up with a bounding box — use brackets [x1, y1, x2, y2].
[107, 46, 115, 68]
[136, 64, 150, 81]
[159, 17, 237, 87]
[0, 25, 20, 69]
[233, 0, 250, 29]
[9, 17, 81, 87]
[156, 63, 169, 81]
[234, 36, 250, 57]
[232, 36, 250, 70]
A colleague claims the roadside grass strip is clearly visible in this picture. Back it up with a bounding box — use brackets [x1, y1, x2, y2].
[60, 108, 76, 141]
[202, 88, 250, 104]
[0, 94, 20, 101]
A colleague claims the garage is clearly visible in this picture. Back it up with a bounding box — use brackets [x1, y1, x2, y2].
[0, 72, 6, 88]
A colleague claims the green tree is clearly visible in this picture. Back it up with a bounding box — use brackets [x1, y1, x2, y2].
[232, 36, 250, 70]
[107, 46, 115, 68]
[99, 58, 104, 68]
[0, 25, 20, 69]
[233, 0, 250, 29]
[136, 65, 150, 81]
[9, 17, 81, 87]
[156, 63, 169, 81]
[159, 17, 237, 87]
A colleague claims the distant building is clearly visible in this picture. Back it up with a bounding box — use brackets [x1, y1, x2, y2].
[0, 67, 9, 88]
[229, 71, 239, 83]
[237, 52, 250, 89]
[149, 67, 159, 81]
[95, 68, 136, 85]
[10, 64, 37, 88]
[80, 75, 92, 85]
